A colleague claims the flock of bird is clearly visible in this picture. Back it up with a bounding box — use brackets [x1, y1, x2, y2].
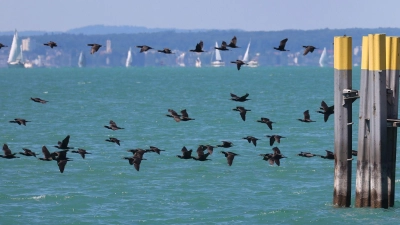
[0, 36, 318, 70]
[1, 35, 344, 174]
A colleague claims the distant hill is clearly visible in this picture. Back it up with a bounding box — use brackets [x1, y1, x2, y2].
[66, 25, 215, 34]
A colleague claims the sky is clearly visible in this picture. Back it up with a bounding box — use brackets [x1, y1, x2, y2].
[1, 0, 400, 32]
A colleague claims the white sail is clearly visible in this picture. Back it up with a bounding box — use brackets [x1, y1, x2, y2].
[78, 51, 86, 68]
[243, 42, 250, 62]
[195, 57, 201, 68]
[176, 53, 185, 67]
[215, 42, 222, 61]
[319, 47, 327, 67]
[7, 30, 24, 67]
[126, 48, 132, 67]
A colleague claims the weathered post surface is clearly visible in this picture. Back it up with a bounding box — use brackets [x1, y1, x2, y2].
[355, 36, 371, 207]
[385, 36, 400, 207]
[369, 34, 388, 208]
[333, 36, 352, 207]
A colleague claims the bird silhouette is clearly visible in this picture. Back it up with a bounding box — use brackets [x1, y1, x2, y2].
[232, 106, 251, 121]
[274, 38, 289, 51]
[51, 150, 72, 173]
[166, 109, 182, 122]
[30, 97, 48, 104]
[9, 118, 30, 126]
[0, 43, 8, 49]
[321, 150, 334, 159]
[71, 148, 91, 159]
[176, 146, 194, 159]
[303, 45, 317, 55]
[227, 36, 239, 48]
[137, 45, 153, 53]
[180, 109, 195, 121]
[190, 41, 205, 52]
[266, 135, 285, 146]
[257, 117, 274, 130]
[19, 148, 37, 157]
[217, 141, 233, 148]
[260, 147, 286, 166]
[146, 146, 165, 155]
[230, 93, 250, 102]
[298, 110, 316, 122]
[231, 60, 248, 70]
[44, 41, 57, 48]
[104, 120, 125, 130]
[221, 151, 239, 166]
[39, 146, 53, 161]
[1, 144, 19, 159]
[123, 156, 146, 171]
[316, 101, 334, 122]
[193, 146, 211, 161]
[242, 136, 259, 147]
[298, 152, 319, 157]
[215, 41, 229, 51]
[127, 148, 149, 159]
[105, 137, 121, 146]
[54, 135, 74, 149]
[87, 44, 102, 54]
[158, 48, 174, 54]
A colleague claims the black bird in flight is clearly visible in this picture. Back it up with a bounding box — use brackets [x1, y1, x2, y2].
[303, 45, 317, 55]
[215, 41, 229, 51]
[137, 45, 153, 53]
[216, 141, 233, 148]
[105, 137, 121, 146]
[0, 43, 8, 49]
[193, 146, 211, 161]
[242, 136, 260, 147]
[104, 120, 125, 130]
[298, 152, 319, 158]
[9, 118, 30, 126]
[39, 146, 53, 161]
[87, 43, 102, 54]
[221, 151, 239, 166]
[227, 36, 239, 48]
[177, 146, 194, 159]
[298, 110, 316, 122]
[180, 109, 195, 121]
[260, 147, 286, 166]
[257, 117, 274, 130]
[158, 48, 174, 54]
[146, 146, 166, 155]
[71, 148, 91, 159]
[233, 106, 251, 121]
[321, 150, 334, 159]
[231, 60, 248, 70]
[274, 38, 289, 51]
[19, 148, 37, 157]
[123, 156, 146, 171]
[190, 41, 205, 53]
[44, 41, 57, 48]
[230, 93, 250, 102]
[30, 97, 48, 104]
[166, 109, 182, 122]
[52, 150, 72, 173]
[1, 144, 19, 159]
[127, 148, 149, 159]
[54, 135, 74, 149]
[316, 101, 334, 122]
[266, 135, 285, 146]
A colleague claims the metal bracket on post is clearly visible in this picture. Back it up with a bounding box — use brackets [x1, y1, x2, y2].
[342, 89, 360, 105]
[387, 119, 400, 128]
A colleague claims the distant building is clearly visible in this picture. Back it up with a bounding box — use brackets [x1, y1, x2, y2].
[106, 40, 112, 53]
[21, 38, 36, 51]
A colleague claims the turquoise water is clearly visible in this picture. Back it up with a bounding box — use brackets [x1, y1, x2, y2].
[0, 66, 399, 224]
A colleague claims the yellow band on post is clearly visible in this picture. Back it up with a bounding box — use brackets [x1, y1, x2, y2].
[361, 36, 369, 70]
[369, 34, 386, 71]
[334, 36, 352, 70]
[386, 36, 400, 70]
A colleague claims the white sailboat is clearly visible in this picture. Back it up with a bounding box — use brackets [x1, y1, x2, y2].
[78, 51, 86, 68]
[176, 53, 185, 67]
[319, 47, 327, 67]
[195, 57, 201, 67]
[126, 47, 132, 67]
[211, 42, 225, 67]
[242, 41, 259, 67]
[7, 30, 24, 68]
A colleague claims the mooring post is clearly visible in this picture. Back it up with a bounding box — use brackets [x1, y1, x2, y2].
[369, 34, 388, 208]
[333, 36, 352, 207]
[385, 36, 399, 207]
[355, 36, 371, 207]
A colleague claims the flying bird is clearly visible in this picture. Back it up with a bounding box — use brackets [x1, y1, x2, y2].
[19, 148, 37, 157]
[44, 41, 57, 48]
[30, 97, 48, 104]
[321, 150, 334, 159]
[316, 101, 334, 122]
[127, 148, 149, 159]
[104, 120, 125, 130]
[123, 156, 146, 171]
[242, 136, 259, 147]
[193, 146, 211, 161]
[180, 109, 195, 121]
[215, 41, 229, 51]
[158, 48, 174, 54]
[266, 135, 285, 146]
[1, 144, 19, 159]
[176, 146, 194, 159]
[274, 38, 289, 51]
[230, 93, 250, 102]
[190, 41, 205, 53]
[54, 135, 74, 149]
[227, 36, 239, 48]
[105, 137, 121, 146]
[303, 45, 317, 55]
[221, 151, 239, 166]
[0, 43, 8, 49]
[257, 117, 274, 130]
[298, 110, 316, 122]
[71, 148, 91, 159]
[136, 45, 153, 53]
[87, 43, 102, 54]
[260, 147, 286, 166]
[166, 109, 181, 122]
[9, 118, 30, 126]
[232, 106, 251, 121]
[146, 146, 165, 155]
[216, 141, 233, 148]
[39, 146, 53, 161]
[231, 60, 248, 70]
[298, 152, 320, 157]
